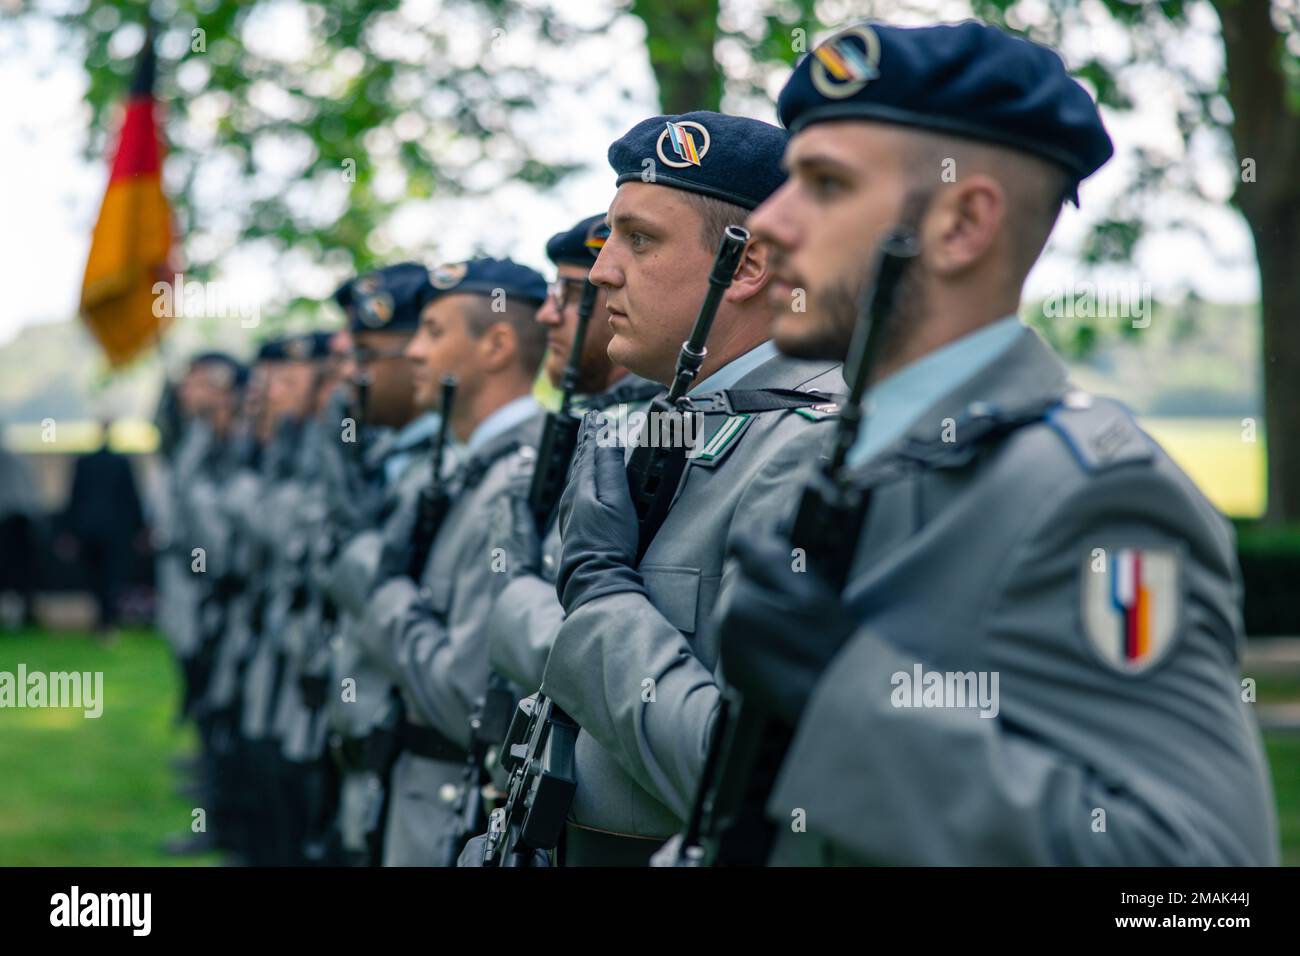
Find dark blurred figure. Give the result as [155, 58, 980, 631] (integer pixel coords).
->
[61, 422, 147, 640]
[0, 440, 44, 630]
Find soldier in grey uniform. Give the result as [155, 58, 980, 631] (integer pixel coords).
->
[487, 213, 660, 694]
[317, 264, 444, 866]
[156, 352, 245, 857]
[710, 20, 1278, 866]
[355, 258, 549, 867]
[538, 112, 845, 865]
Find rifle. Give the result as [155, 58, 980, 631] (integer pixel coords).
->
[479, 225, 751, 868]
[350, 368, 371, 462]
[440, 674, 516, 866]
[681, 228, 919, 867]
[626, 225, 749, 561]
[406, 375, 457, 580]
[526, 278, 599, 532]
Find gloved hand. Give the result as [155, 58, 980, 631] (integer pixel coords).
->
[489, 492, 541, 597]
[374, 493, 420, 584]
[717, 530, 858, 727]
[555, 412, 645, 615]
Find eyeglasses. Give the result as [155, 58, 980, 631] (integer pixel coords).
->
[547, 278, 587, 310]
[352, 344, 409, 365]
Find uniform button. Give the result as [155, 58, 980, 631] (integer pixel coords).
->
[439, 783, 459, 804]
[543, 553, 555, 573]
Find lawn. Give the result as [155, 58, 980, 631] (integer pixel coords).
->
[1141, 417, 1266, 519]
[0, 628, 1296, 865]
[0, 628, 218, 866]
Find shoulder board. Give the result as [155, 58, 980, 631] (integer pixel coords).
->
[1043, 392, 1155, 473]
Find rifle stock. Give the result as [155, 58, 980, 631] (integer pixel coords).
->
[406, 375, 457, 580]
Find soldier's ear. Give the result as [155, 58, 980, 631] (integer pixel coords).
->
[926, 174, 1004, 276]
[724, 236, 772, 304]
[478, 320, 518, 373]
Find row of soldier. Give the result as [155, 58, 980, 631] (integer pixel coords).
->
[153, 20, 1278, 866]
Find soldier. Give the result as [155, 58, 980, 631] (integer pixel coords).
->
[486, 213, 660, 694]
[157, 351, 245, 857]
[355, 258, 549, 867]
[710, 20, 1278, 865]
[318, 263, 443, 866]
[536, 111, 844, 865]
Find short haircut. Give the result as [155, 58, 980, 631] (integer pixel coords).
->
[459, 294, 548, 378]
[681, 191, 751, 254]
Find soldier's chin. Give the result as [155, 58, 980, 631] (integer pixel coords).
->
[607, 333, 652, 383]
[772, 311, 840, 361]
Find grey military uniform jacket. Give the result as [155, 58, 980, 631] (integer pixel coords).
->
[540, 353, 844, 852]
[361, 409, 544, 866]
[488, 373, 661, 692]
[764, 326, 1278, 866]
[156, 421, 221, 659]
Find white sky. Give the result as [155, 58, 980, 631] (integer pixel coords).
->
[0, 0, 1261, 351]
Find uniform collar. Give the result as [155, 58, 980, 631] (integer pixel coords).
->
[850, 320, 1070, 469]
[467, 394, 541, 453]
[688, 340, 780, 396]
[392, 411, 441, 453]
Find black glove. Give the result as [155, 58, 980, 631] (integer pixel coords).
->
[718, 531, 858, 727]
[555, 413, 645, 615]
[375, 494, 420, 584]
[490, 492, 541, 597]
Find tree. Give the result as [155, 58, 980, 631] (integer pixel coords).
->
[38, 0, 603, 314]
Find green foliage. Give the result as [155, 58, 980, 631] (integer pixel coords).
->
[35, 0, 594, 298]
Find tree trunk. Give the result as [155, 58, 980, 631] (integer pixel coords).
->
[1246, 202, 1300, 524]
[630, 0, 723, 115]
[1213, 0, 1300, 523]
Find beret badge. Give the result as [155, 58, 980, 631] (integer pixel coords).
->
[359, 291, 394, 328]
[811, 24, 881, 99]
[584, 219, 610, 257]
[431, 261, 469, 290]
[656, 120, 711, 169]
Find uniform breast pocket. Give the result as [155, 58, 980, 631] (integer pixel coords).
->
[639, 566, 702, 636]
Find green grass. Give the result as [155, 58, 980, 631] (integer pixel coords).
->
[0, 628, 1296, 865]
[0, 628, 218, 866]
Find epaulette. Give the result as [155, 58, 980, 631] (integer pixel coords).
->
[1043, 391, 1155, 473]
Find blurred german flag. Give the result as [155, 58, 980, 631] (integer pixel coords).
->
[79, 28, 176, 368]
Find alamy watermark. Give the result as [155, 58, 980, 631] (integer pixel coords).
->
[1041, 280, 1152, 328]
[152, 272, 260, 328]
[891, 664, 999, 719]
[0, 665, 103, 718]
[595, 405, 705, 457]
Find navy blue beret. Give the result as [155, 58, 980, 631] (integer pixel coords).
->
[189, 351, 240, 373]
[777, 21, 1113, 202]
[189, 351, 244, 388]
[333, 262, 431, 334]
[608, 111, 787, 210]
[278, 331, 332, 362]
[546, 214, 609, 267]
[417, 257, 548, 310]
[255, 337, 290, 363]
